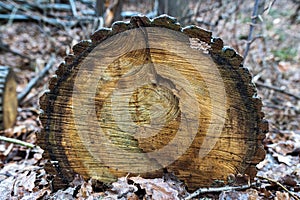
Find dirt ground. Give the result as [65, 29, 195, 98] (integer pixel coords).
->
[0, 0, 299, 199]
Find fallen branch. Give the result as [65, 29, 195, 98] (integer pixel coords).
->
[0, 41, 32, 61]
[17, 55, 56, 104]
[78, 0, 95, 5]
[0, 13, 76, 27]
[0, 13, 99, 27]
[184, 183, 255, 200]
[256, 176, 300, 200]
[69, 0, 78, 17]
[255, 81, 300, 100]
[0, 1, 76, 28]
[34, 3, 72, 11]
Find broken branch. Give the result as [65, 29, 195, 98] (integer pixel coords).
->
[255, 81, 300, 100]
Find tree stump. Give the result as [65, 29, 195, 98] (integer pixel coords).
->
[0, 66, 17, 130]
[38, 15, 268, 191]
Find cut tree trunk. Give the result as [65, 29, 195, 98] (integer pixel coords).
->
[0, 66, 17, 130]
[38, 15, 268, 191]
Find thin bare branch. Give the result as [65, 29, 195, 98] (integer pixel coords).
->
[69, 0, 78, 17]
[255, 81, 300, 100]
[17, 55, 56, 104]
[257, 176, 300, 200]
[243, 0, 261, 63]
[0, 40, 32, 61]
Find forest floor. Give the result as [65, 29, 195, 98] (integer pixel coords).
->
[0, 0, 299, 199]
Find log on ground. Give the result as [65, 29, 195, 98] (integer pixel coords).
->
[0, 66, 17, 130]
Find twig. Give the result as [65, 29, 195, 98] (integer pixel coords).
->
[3, 143, 14, 156]
[0, 41, 32, 61]
[246, 35, 264, 45]
[4, 1, 74, 12]
[0, 135, 35, 148]
[17, 55, 56, 104]
[255, 81, 300, 100]
[0, 0, 99, 27]
[291, 2, 300, 23]
[2, 0, 75, 28]
[7, 4, 18, 26]
[256, 176, 300, 200]
[0, 1, 14, 12]
[264, 0, 276, 14]
[243, 0, 261, 63]
[0, 13, 97, 27]
[69, 0, 78, 17]
[184, 183, 255, 200]
[0, 13, 29, 20]
[78, 0, 95, 5]
[36, 3, 72, 11]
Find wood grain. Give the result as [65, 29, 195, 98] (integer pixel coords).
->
[38, 15, 268, 191]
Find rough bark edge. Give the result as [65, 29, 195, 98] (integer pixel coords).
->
[39, 14, 268, 189]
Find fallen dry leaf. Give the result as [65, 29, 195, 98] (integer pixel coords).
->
[219, 189, 262, 200]
[0, 176, 15, 200]
[274, 191, 290, 200]
[130, 176, 181, 200]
